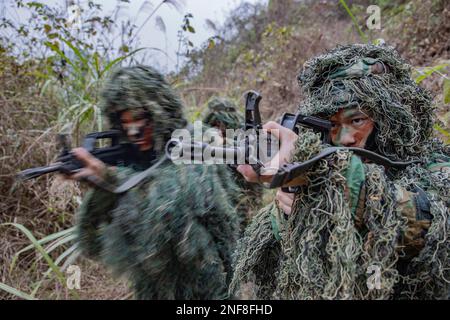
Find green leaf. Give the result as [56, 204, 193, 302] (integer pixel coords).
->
[0, 282, 37, 300]
[444, 79, 450, 104]
[414, 63, 449, 84]
[120, 45, 129, 53]
[32, 244, 79, 297]
[338, 0, 368, 43]
[207, 39, 215, 50]
[1, 223, 79, 299]
[44, 24, 51, 33]
[44, 41, 79, 73]
[60, 38, 89, 71]
[434, 124, 450, 144]
[99, 48, 146, 78]
[27, 2, 44, 9]
[93, 52, 101, 78]
[11, 226, 75, 264]
[48, 33, 58, 39]
[187, 25, 195, 33]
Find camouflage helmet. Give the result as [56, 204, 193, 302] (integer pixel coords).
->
[203, 96, 243, 130]
[100, 65, 187, 155]
[297, 43, 435, 161]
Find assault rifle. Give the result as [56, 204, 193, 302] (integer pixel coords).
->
[17, 131, 140, 181]
[165, 90, 420, 190]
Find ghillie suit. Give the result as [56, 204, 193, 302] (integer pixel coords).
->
[76, 66, 239, 299]
[203, 97, 264, 230]
[230, 44, 449, 299]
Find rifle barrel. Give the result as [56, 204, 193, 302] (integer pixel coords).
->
[17, 163, 63, 181]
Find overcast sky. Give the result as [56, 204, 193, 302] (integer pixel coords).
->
[2, 0, 266, 72]
[109, 0, 267, 72]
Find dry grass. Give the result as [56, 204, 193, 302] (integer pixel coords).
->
[0, 49, 131, 300]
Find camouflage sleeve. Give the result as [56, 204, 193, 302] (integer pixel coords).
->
[346, 156, 434, 259]
[75, 166, 134, 259]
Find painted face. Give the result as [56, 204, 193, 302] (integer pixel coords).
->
[120, 109, 153, 151]
[329, 107, 375, 148]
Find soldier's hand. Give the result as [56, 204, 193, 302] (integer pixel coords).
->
[237, 121, 298, 183]
[64, 147, 106, 182]
[276, 190, 294, 215]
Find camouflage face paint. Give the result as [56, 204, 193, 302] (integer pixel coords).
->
[120, 109, 153, 151]
[330, 108, 375, 148]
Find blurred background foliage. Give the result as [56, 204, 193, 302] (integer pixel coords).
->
[0, 0, 448, 299]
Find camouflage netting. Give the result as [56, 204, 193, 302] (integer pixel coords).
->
[230, 44, 449, 299]
[203, 96, 264, 230]
[76, 66, 240, 299]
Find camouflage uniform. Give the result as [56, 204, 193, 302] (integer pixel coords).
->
[202, 97, 264, 230]
[230, 44, 449, 299]
[76, 66, 239, 299]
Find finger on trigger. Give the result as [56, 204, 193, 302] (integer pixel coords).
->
[277, 190, 294, 206]
[278, 201, 291, 215]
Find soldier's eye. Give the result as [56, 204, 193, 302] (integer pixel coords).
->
[352, 118, 366, 126]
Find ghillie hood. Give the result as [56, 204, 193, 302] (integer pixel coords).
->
[100, 65, 187, 155]
[297, 43, 436, 162]
[202, 96, 243, 130]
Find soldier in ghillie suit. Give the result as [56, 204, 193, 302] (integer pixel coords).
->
[69, 66, 239, 299]
[231, 44, 449, 299]
[202, 96, 264, 229]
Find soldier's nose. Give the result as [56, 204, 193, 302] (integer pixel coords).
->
[128, 125, 139, 138]
[339, 131, 356, 147]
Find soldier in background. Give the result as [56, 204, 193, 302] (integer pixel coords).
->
[203, 96, 264, 230]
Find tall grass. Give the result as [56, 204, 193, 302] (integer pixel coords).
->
[1, 223, 79, 299]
